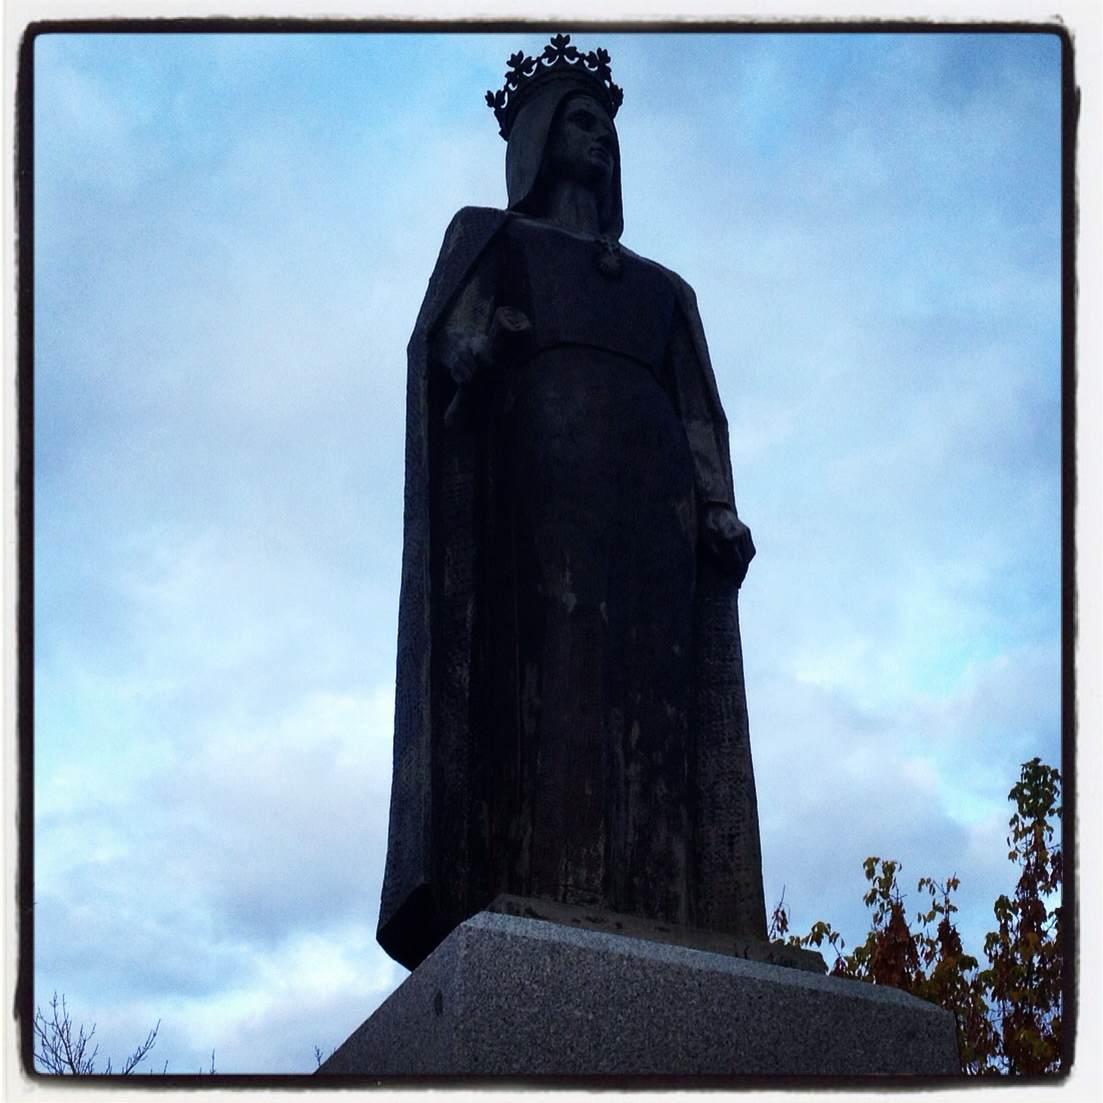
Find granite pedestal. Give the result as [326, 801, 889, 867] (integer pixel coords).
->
[318, 909, 960, 1078]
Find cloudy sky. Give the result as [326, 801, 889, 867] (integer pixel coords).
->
[32, 29, 1063, 1074]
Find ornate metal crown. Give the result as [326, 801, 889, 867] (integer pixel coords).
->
[486, 33, 624, 141]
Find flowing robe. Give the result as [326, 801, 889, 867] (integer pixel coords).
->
[377, 206, 766, 970]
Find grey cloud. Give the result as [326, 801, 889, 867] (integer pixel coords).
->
[35, 685, 399, 1071]
[155, 711, 394, 945]
[753, 641, 1059, 963]
[35, 884, 243, 1003]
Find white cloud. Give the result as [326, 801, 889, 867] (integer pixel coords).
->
[165, 924, 403, 1073]
[35, 681, 400, 1072]
[753, 635, 1059, 966]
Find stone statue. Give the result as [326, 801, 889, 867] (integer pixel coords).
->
[377, 35, 766, 971]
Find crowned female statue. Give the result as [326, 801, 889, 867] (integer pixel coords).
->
[378, 35, 767, 970]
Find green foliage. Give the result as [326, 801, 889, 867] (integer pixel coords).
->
[978, 757, 1063, 1074]
[774, 758, 1063, 1075]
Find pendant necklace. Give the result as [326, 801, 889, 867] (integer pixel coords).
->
[594, 234, 623, 279]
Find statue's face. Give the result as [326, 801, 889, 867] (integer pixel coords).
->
[544, 93, 616, 192]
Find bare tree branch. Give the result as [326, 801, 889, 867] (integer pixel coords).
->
[119, 1020, 160, 1074]
[34, 994, 161, 1076]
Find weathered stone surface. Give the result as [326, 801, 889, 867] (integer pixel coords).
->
[486, 893, 827, 973]
[319, 911, 960, 1077]
[379, 35, 767, 971]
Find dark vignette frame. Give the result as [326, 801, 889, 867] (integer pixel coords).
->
[13, 15, 1079, 1090]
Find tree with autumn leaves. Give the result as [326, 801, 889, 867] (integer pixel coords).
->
[771, 757, 1064, 1075]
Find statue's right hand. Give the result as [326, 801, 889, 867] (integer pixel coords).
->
[442, 308, 531, 388]
[491, 306, 532, 338]
[487, 307, 533, 363]
[442, 331, 492, 386]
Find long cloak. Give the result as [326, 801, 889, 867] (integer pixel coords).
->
[377, 204, 767, 970]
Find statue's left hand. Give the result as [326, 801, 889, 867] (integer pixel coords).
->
[702, 505, 755, 587]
